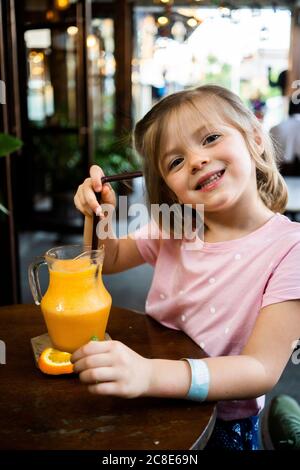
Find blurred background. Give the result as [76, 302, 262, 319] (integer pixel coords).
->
[0, 0, 299, 308]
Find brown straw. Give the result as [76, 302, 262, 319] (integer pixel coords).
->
[91, 170, 143, 250]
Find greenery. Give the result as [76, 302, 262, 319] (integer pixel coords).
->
[204, 54, 232, 90]
[31, 133, 82, 193]
[94, 132, 141, 191]
[0, 133, 22, 158]
[30, 131, 140, 195]
[0, 129, 140, 215]
[0, 133, 23, 215]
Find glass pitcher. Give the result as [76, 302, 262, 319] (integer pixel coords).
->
[28, 245, 112, 353]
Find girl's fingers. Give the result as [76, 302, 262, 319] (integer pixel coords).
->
[74, 166, 117, 218]
[73, 352, 111, 373]
[101, 183, 116, 207]
[90, 165, 105, 192]
[71, 340, 113, 363]
[82, 177, 115, 213]
[88, 382, 120, 396]
[75, 187, 93, 216]
[74, 188, 89, 217]
[84, 187, 101, 214]
[78, 366, 117, 385]
[81, 178, 102, 214]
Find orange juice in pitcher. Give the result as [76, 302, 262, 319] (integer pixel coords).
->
[28, 246, 112, 353]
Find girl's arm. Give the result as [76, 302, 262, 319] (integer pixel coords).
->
[75, 165, 145, 274]
[83, 215, 145, 274]
[204, 299, 300, 401]
[72, 300, 300, 400]
[149, 299, 300, 400]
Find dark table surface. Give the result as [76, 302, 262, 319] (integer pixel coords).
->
[0, 304, 216, 450]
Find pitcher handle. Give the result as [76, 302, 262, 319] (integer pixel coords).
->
[28, 257, 47, 305]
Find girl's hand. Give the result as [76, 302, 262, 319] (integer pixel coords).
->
[71, 340, 153, 398]
[74, 164, 116, 217]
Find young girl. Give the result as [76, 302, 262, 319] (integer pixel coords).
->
[72, 85, 300, 449]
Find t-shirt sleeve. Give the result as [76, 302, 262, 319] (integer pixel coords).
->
[130, 221, 161, 267]
[261, 241, 300, 308]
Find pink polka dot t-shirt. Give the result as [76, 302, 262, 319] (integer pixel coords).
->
[132, 213, 300, 420]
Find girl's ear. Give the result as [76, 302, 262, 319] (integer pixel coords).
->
[253, 130, 264, 155]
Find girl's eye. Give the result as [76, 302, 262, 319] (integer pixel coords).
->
[203, 134, 220, 145]
[168, 157, 183, 170]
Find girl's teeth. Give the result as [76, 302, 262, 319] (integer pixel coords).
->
[198, 171, 223, 189]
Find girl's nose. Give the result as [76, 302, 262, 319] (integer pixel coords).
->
[188, 152, 210, 175]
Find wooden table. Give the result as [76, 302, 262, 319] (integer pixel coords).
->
[0, 304, 216, 450]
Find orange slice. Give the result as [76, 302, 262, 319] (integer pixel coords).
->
[38, 347, 74, 375]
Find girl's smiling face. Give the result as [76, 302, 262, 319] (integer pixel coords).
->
[160, 119, 260, 213]
[135, 85, 285, 221]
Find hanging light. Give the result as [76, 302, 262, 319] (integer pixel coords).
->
[31, 52, 44, 64]
[55, 0, 70, 10]
[157, 16, 169, 26]
[187, 18, 198, 28]
[153, 0, 174, 4]
[86, 34, 97, 48]
[67, 26, 78, 36]
[46, 9, 57, 21]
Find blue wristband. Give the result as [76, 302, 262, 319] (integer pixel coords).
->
[182, 358, 210, 402]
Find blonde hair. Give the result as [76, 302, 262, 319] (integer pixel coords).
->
[134, 84, 288, 214]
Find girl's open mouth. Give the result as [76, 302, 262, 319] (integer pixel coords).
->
[195, 169, 225, 192]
